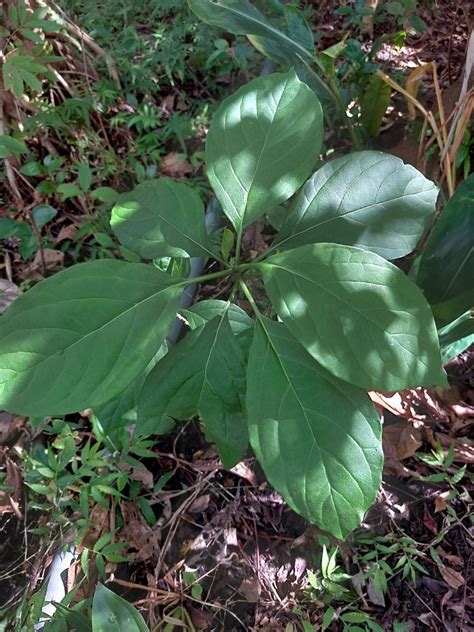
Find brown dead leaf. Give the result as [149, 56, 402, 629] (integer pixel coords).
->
[383, 420, 423, 477]
[80, 503, 109, 549]
[19, 248, 64, 282]
[188, 493, 211, 514]
[0, 278, 21, 313]
[55, 224, 77, 244]
[0, 452, 23, 518]
[438, 565, 465, 590]
[0, 412, 25, 445]
[160, 152, 193, 177]
[384, 421, 423, 460]
[119, 461, 153, 489]
[238, 576, 261, 602]
[436, 546, 464, 567]
[423, 503, 438, 535]
[434, 491, 451, 513]
[120, 501, 160, 563]
[230, 461, 257, 485]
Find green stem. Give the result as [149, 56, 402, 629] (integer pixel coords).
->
[180, 268, 231, 287]
[234, 225, 244, 267]
[327, 76, 360, 149]
[239, 277, 261, 318]
[180, 261, 260, 288]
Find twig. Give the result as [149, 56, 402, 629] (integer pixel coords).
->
[46, 1, 121, 89]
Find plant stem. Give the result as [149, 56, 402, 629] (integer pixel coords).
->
[239, 278, 261, 317]
[180, 261, 260, 288]
[234, 225, 243, 267]
[180, 267, 231, 287]
[327, 76, 361, 148]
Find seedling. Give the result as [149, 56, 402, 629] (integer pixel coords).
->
[0, 70, 446, 539]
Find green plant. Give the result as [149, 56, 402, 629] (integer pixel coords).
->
[0, 1, 61, 100]
[357, 532, 429, 587]
[415, 173, 474, 360]
[187, 0, 406, 144]
[31, 582, 148, 631]
[0, 70, 449, 539]
[24, 415, 164, 566]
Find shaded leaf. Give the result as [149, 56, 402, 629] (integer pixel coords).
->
[78, 162, 93, 192]
[261, 243, 447, 391]
[246, 318, 382, 539]
[111, 178, 214, 259]
[438, 310, 474, 364]
[417, 174, 474, 324]
[92, 584, 149, 632]
[32, 204, 57, 228]
[0, 260, 183, 416]
[139, 314, 248, 467]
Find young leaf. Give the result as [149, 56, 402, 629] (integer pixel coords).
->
[183, 299, 253, 336]
[416, 173, 474, 324]
[92, 584, 149, 632]
[32, 204, 57, 228]
[0, 134, 28, 158]
[0, 261, 183, 416]
[246, 318, 383, 539]
[111, 178, 214, 259]
[78, 162, 93, 192]
[139, 314, 248, 467]
[261, 243, 447, 391]
[205, 70, 322, 231]
[438, 310, 474, 364]
[91, 187, 119, 203]
[276, 151, 438, 260]
[360, 76, 392, 138]
[56, 182, 82, 199]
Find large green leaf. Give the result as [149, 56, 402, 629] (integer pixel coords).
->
[205, 70, 323, 231]
[246, 318, 382, 539]
[417, 174, 474, 324]
[94, 342, 169, 432]
[261, 243, 447, 391]
[139, 314, 248, 467]
[92, 584, 149, 632]
[276, 151, 438, 260]
[438, 310, 474, 364]
[110, 178, 214, 259]
[188, 0, 313, 65]
[0, 261, 183, 416]
[188, 0, 335, 108]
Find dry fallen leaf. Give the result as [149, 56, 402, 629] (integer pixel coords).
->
[188, 493, 211, 514]
[238, 576, 261, 602]
[438, 565, 466, 590]
[160, 152, 193, 177]
[436, 546, 464, 567]
[434, 490, 451, 513]
[0, 412, 25, 445]
[55, 223, 77, 244]
[19, 248, 64, 281]
[384, 421, 423, 460]
[0, 278, 22, 313]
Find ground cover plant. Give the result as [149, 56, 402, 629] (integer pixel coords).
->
[0, 67, 451, 540]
